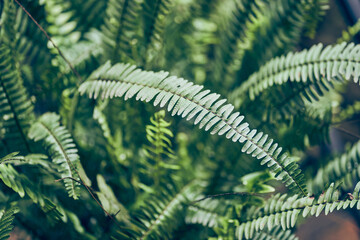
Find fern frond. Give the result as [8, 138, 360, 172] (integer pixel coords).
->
[0, 205, 19, 240]
[124, 179, 203, 239]
[142, 0, 173, 64]
[236, 182, 360, 239]
[309, 140, 360, 193]
[28, 113, 80, 200]
[79, 62, 307, 196]
[237, 0, 329, 75]
[0, 1, 35, 154]
[102, 0, 140, 62]
[232, 42, 360, 108]
[212, 0, 266, 83]
[144, 110, 176, 167]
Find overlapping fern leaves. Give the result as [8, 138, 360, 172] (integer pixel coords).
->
[231, 42, 360, 110]
[212, 0, 266, 82]
[236, 182, 360, 239]
[79, 62, 307, 196]
[102, 0, 140, 63]
[309, 140, 360, 193]
[141, 0, 173, 65]
[28, 113, 80, 200]
[119, 179, 203, 239]
[238, 0, 329, 70]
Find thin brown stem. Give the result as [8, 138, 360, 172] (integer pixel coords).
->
[14, 0, 82, 84]
[333, 126, 360, 139]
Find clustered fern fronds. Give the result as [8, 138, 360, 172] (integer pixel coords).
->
[231, 42, 360, 109]
[120, 179, 204, 239]
[1, 0, 360, 239]
[310, 140, 360, 193]
[236, 182, 360, 239]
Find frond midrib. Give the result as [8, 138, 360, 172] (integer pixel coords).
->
[38, 122, 78, 196]
[243, 49, 360, 95]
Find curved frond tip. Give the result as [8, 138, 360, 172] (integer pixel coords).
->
[235, 42, 360, 103]
[79, 62, 307, 196]
[28, 113, 80, 200]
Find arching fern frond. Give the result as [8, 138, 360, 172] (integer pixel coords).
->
[142, 0, 173, 65]
[309, 140, 360, 194]
[28, 113, 80, 200]
[79, 62, 307, 196]
[235, 182, 360, 239]
[0, 0, 35, 154]
[0, 205, 19, 240]
[102, 0, 140, 62]
[232, 42, 360, 108]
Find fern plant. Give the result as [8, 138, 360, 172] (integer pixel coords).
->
[0, 0, 360, 239]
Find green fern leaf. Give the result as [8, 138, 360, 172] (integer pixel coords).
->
[231, 42, 360, 109]
[0, 1, 35, 154]
[237, 0, 329, 77]
[102, 0, 140, 62]
[79, 62, 307, 196]
[142, 0, 173, 64]
[236, 182, 360, 239]
[28, 113, 81, 200]
[310, 140, 360, 193]
[0, 205, 19, 240]
[212, 0, 267, 83]
[0, 160, 64, 223]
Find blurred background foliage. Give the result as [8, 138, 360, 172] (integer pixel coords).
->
[0, 0, 359, 239]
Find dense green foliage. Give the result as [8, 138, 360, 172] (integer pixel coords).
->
[0, 0, 359, 239]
